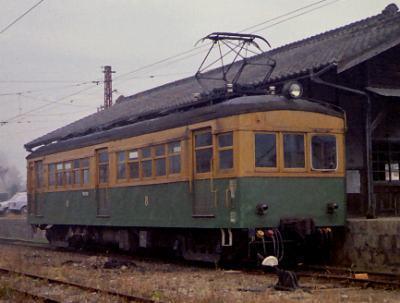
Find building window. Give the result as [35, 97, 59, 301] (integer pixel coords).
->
[117, 151, 126, 180]
[195, 130, 213, 173]
[218, 132, 233, 170]
[373, 141, 400, 182]
[154, 145, 166, 176]
[168, 141, 181, 174]
[311, 135, 337, 170]
[98, 150, 109, 184]
[255, 133, 276, 168]
[141, 147, 152, 178]
[128, 150, 139, 179]
[48, 163, 56, 187]
[283, 134, 305, 168]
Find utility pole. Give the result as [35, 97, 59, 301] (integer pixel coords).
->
[103, 65, 115, 110]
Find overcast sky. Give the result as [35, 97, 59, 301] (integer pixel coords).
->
[0, 0, 399, 177]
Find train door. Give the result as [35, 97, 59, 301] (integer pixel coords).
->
[192, 128, 216, 217]
[29, 160, 44, 216]
[95, 148, 110, 216]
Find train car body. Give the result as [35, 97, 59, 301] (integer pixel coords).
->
[27, 94, 346, 263]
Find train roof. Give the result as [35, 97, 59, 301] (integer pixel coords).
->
[27, 95, 344, 158]
[25, 4, 400, 152]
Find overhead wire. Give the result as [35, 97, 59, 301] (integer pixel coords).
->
[0, 81, 96, 97]
[0, 0, 45, 35]
[0, 85, 98, 126]
[252, 0, 342, 34]
[241, 0, 335, 33]
[1, 0, 342, 126]
[114, 0, 338, 83]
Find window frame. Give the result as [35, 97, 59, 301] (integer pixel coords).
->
[217, 132, 234, 173]
[34, 160, 44, 189]
[55, 162, 64, 188]
[310, 134, 338, 172]
[126, 149, 140, 181]
[97, 149, 109, 185]
[194, 129, 214, 175]
[154, 144, 167, 178]
[140, 146, 153, 179]
[48, 163, 56, 188]
[116, 151, 127, 181]
[282, 132, 307, 172]
[254, 132, 279, 172]
[167, 141, 182, 176]
[64, 161, 73, 187]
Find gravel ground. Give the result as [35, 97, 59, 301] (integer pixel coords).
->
[0, 244, 399, 302]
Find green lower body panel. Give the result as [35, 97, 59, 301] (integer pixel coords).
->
[29, 177, 345, 228]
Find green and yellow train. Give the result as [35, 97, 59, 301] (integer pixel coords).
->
[27, 86, 346, 263]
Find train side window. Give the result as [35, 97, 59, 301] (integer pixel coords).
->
[73, 159, 81, 185]
[48, 163, 56, 187]
[255, 133, 276, 168]
[117, 151, 126, 179]
[168, 141, 181, 174]
[141, 147, 152, 178]
[82, 158, 90, 184]
[311, 135, 337, 170]
[195, 131, 213, 173]
[128, 150, 139, 179]
[56, 162, 64, 187]
[64, 161, 73, 186]
[218, 132, 233, 170]
[34, 161, 43, 188]
[155, 145, 166, 176]
[283, 134, 305, 168]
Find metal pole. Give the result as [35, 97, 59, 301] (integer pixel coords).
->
[103, 66, 115, 109]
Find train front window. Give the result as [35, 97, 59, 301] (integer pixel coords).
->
[283, 134, 305, 168]
[195, 130, 213, 173]
[255, 133, 276, 168]
[311, 135, 337, 170]
[218, 132, 233, 170]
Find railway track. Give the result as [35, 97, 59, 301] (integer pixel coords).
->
[297, 268, 400, 289]
[0, 236, 399, 299]
[0, 265, 162, 303]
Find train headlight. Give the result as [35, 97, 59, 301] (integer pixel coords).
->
[282, 81, 303, 99]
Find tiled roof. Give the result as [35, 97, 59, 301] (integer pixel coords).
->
[25, 4, 400, 151]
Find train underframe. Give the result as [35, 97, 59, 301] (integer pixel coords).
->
[38, 218, 339, 266]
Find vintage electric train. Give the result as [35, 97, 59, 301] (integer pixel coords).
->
[26, 83, 346, 264]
